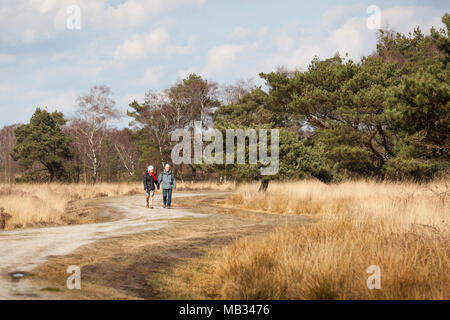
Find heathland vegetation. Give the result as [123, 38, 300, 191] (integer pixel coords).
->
[155, 180, 449, 300]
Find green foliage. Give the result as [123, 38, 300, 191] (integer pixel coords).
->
[214, 88, 280, 128]
[12, 108, 72, 181]
[383, 66, 449, 179]
[212, 88, 335, 184]
[252, 14, 450, 181]
[127, 100, 161, 165]
[262, 54, 398, 178]
[383, 157, 436, 181]
[380, 14, 450, 180]
[431, 13, 450, 66]
[386, 68, 449, 158]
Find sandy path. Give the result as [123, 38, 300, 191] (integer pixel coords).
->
[0, 193, 207, 299]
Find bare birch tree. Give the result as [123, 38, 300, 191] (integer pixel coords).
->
[72, 85, 120, 184]
[142, 91, 173, 168]
[110, 129, 138, 177]
[221, 78, 254, 105]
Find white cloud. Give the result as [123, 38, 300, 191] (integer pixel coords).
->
[167, 35, 197, 55]
[176, 67, 197, 80]
[113, 26, 195, 62]
[199, 4, 446, 81]
[321, 3, 364, 31]
[113, 27, 170, 61]
[116, 91, 145, 112]
[381, 6, 445, 33]
[0, 0, 207, 44]
[264, 4, 446, 71]
[140, 65, 165, 85]
[119, 92, 145, 105]
[24, 89, 78, 115]
[328, 17, 376, 60]
[203, 44, 245, 76]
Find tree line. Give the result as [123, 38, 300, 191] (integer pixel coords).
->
[1, 14, 448, 185]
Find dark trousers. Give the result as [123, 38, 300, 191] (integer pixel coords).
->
[163, 188, 172, 207]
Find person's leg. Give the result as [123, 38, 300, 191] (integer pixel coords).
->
[145, 191, 150, 208]
[162, 189, 167, 207]
[167, 188, 172, 208]
[149, 190, 154, 208]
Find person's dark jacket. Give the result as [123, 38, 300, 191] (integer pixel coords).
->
[143, 171, 160, 191]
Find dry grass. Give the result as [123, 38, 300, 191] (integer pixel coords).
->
[161, 180, 449, 300]
[0, 180, 236, 230]
[0, 183, 142, 230]
[176, 180, 236, 192]
[3, 179, 448, 299]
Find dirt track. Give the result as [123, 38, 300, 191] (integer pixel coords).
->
[0, 192, 311, 299]
[0, 193, 208, 299]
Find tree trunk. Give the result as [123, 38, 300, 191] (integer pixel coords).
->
[258, 179, 270, 192]
[92, 166, 97, 184]
[190, 164, 197, 181]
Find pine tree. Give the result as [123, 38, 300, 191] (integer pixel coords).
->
[12, 108, 72, 181]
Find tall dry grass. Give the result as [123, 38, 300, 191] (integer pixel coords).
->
[179, 180, 449, 299]
[0, 180, 235, 230]
[176, 180, 236, 192]
[0, 183, 142, 230]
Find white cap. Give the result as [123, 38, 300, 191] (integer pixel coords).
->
[148, 165, 154, 171]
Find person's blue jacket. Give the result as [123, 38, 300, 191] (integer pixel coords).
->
[158, 171, 176, 190]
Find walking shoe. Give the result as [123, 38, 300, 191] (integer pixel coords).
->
[163, 204, 166, 208]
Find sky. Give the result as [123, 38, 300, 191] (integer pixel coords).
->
[0, 0, 448, 127]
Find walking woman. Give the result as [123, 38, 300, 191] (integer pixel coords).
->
[158, 164, 176, 209]
[143, 165, 159, 208]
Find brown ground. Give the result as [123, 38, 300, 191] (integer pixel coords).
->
[31, 193, 313, 299]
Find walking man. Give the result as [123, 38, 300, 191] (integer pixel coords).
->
[143, 165, 159, 208]
[158, 164, 176, 209]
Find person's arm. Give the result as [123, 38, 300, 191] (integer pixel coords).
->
[172, 174, 176, 189]
[156, 175, 160, 190]
[143, 174, 147, 190]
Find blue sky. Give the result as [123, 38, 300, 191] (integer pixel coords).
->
[0, 0, 448, 127]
